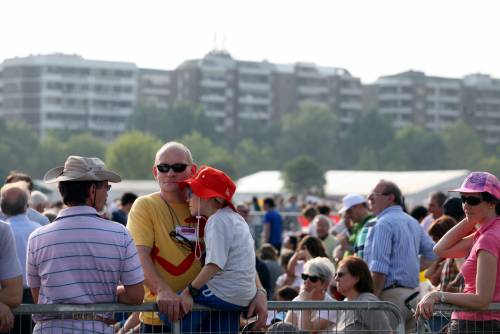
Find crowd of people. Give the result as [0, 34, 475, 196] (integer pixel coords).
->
[0, 140, 499, 334]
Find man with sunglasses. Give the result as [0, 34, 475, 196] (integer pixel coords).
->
[363, 179, 436, 333]
[127, 142, 268, 333]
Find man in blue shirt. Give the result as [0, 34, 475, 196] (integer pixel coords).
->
[262, 198, 283, 253]
[364, 180, 436, 333]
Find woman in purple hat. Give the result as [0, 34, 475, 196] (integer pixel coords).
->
[415, 171, 500, 333]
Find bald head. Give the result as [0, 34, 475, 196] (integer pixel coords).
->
[1, 183, 29, 216]
[155, 141, 193, 165]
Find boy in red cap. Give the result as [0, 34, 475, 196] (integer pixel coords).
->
[161, 165, 258, 332]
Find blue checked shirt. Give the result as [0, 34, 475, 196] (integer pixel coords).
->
[363, 205, 437, 289]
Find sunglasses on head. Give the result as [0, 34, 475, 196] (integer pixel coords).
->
[461, 195, 483, 206]
[301, 273, 321, 283]
[156, 163, 188, 173]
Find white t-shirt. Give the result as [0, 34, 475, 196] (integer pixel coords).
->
[205, 207, 257, 306]
[287, 292, 337, 327]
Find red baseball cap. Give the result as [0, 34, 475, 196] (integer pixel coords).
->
[180, 165, 236, 211]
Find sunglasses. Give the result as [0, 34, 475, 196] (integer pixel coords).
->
[461, 195, 483, 206]
[169, 231, 193, 252]
[156, 163, 189, 173]
[301, 273, 321, 283]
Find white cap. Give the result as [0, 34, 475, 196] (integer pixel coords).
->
[339, 194, 366, 214]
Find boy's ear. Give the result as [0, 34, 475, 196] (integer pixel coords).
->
[191, 165, 197, 174]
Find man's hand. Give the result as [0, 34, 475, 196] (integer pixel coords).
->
[246, 290, 268, 330]
[156, 288, 184, 321]
[179, 289, 193, 315]
[0, 302, 14, 332]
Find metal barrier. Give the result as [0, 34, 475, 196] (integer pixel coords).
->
[9, 300, 404, 334]
[415, 303, 500, 334]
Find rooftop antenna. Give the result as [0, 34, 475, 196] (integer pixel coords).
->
[213, 33, 218, 51]
[222, 34, 227, 51]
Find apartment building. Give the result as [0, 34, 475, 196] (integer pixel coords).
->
[136, 68, 174, 110]
[463, 74, 500, 145]
[0, 54, 136, 140]
[376, 71, 462, 130]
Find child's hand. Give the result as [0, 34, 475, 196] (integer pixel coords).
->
[180, 289, 194, 315]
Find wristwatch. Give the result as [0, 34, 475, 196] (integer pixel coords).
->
[188, 283, 201, 297]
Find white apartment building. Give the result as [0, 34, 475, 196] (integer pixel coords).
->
[376, 71, 462, 130]
[136, 68, 173, 110]
[0, 54, 137, 140]
[463, 74, 500, 145]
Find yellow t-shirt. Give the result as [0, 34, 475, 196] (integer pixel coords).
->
[127, 192, 202, 325]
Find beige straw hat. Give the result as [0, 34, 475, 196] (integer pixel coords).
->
[44, 156, 121, 183]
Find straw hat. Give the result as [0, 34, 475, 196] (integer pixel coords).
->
[44, 156, 121, 183]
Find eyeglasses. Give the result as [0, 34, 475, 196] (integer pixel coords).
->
[369, 192, 388, 198]
[156, 163, 189, 173]
[169, 231, 193, 252]
[301, 273, 321, 283]
[461, 195, 483, 206]
[335, 272, 346, 278]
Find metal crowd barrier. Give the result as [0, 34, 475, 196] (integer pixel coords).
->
[415, 303, 500, 334]
[9, 300, 404, 334]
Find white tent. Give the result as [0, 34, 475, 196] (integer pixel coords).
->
[236, 170, 469, 208]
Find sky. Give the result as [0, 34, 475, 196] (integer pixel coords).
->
[1, 0, 499, 83]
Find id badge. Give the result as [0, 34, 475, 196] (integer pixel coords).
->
[175, 226, 197, 242]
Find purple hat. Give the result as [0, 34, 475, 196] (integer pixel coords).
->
[450, 172, 500, 199]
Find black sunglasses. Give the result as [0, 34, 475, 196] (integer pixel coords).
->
[461, 195, 482, 206]
[156, 163, 189, 173]
[169, 231, 193, 252]
[301, 273, 321, 283]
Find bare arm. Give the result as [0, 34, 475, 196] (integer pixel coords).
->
[416, 250, 497, 319]
[247, 272, 268, 330]
[190, 263, 220, 289]
[434, 218, 476, 258]
[424, 260, 444, 287]
[117, 283, 145, 305]
[262, 224, 270, 245]
[371, 272, 386, 298]
[136, 245, 183, 320]
[30, 288, 39, 304]
[0, 276, 22, 307]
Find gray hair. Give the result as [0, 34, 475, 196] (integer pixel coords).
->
[155, 141, 193, 164]
[312, 214, 332, 229]
[31, 190, 48, 207]
[303, 257, 336, 282]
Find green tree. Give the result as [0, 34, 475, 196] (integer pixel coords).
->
[277, 103, 340, 169]
[128, 101, 217, 143]
[31, 135, 67, 178]
[106, 131, 162, 179]
[440, 120, 484, 170]
[382, 126, 446, 170]
[339, 111, 395, 169]
[283, 155, 326, 195]
[233, 139, 275, 177]
[64, 133, 106, 159]
[180, 131, 235, 175]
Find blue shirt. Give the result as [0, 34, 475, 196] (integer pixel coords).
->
[6, 214, 41, 286]
[363, 205, 436, 289]
[263, 209, 283, 247]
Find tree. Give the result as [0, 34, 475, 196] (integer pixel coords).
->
[339, 111, 395, 169]
[179, 131, 235, 175]
[233, 139, 276, 177]
[382, 126, 446, 170]
[277, 103, 340, 169]
[128, 101, 218, 143]
[440, 120, 484, 170]
[283, 155, 326, 195]
[106, 131, 162, 179]
[31, 135, 67, 179]
[64, 133, 106, 159]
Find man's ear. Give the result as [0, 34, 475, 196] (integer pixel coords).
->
[152, 165, 158, 180]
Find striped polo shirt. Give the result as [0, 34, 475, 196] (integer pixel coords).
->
[27, 206, 144, 333]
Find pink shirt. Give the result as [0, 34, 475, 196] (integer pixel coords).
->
[453, 216, 500, 321]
